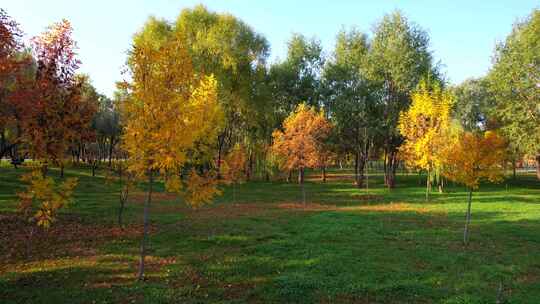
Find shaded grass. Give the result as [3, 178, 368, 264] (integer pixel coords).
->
[0, 164, 539, 303]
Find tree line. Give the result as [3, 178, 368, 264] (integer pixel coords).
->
[1, 6, 538, 278]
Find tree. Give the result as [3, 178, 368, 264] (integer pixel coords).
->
[487, 9, 540, 179]
[398, 79, 454, 200]
[222, 143, 248, 203]
[441, 131, 506, 245]
[272, 104, 332, 205]
[174, 5, 270, 178]
[18, 170, 78, 229]
[68, 74, 99, 170]
[123, 17, 223, 280]
[270, 33, 324, 120]
[15, 19, 87, 238]
[27, 19, 93, 177]
[322, 28, 380, 187]
[367, 11, 440, 188]
[17, 169, 78, 256]
[92, 92, 122, 167]
[0, 9, 35, 162]
[452, 78, 491, 132]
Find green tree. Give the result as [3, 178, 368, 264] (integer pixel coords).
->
[269, 33, 325, 121]
[322, 28, 380, 187]
[367, 11, 440, 188]
[487, 9, 540, 179]
[452, 78, 491, 132]
[174, 5, 270, 177]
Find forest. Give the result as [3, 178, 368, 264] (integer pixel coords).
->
[1, 4, 539, 303]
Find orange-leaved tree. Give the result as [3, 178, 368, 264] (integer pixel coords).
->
[16, 20, 87, 234]
[398, 79, 454, 201]
[272, 103, 332, 205]
[222, 143, 248, 203]
[122, 19, 223, 281]
[27, 19, 93, 177]
[0, 9, 35, 161]
[441, 131, 506, 245]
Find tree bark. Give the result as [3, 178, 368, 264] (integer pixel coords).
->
[91, 161, 97, 177]
[384, 151, 397, 189]
[118, 180, 129, 228]
[246, 151, 253, 181]
[298, 167, 305, 206]
[425, 169, 430, 202]
[512, 158, 517, 180]
[108, 136, 115, 168]
[536, 154, 540, 180]
[463, 188, 473, 245]
[287, 170, 292, 183]
[41, 163, 48, 178]
[138, 171, 153, 281]
[354, 152, 359, 186]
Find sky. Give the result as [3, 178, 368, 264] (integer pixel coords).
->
[3, 0, 538, 97]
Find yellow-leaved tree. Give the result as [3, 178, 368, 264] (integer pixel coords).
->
[122, 19, 223, 281]
[441, 131, 506, 245]
[272, 103, 332, 205]
[398, 79, 454, 201]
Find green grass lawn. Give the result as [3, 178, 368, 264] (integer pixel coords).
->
[1, 164, 539, 303]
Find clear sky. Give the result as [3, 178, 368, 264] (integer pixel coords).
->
[3, 0, 538, 97]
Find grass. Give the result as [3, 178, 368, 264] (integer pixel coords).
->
[0, 163, 539, 303]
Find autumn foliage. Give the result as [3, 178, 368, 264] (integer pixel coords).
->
[17, 170, 78, 228]
[441, 130, 506, 244]
[272, 103, 332, 203]
[398, 80, 454, 199]
[122, 21, 224, 280]
[272, 104, 332, 178]
[441, 131, 506, 190]
[27, 19, 93, 168]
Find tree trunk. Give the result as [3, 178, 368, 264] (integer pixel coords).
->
[536, 154, 540, 180]
[108, 136, 114, 168]
[321, 167, 326, 183]
[365, 160, 369, 193]
[138, 171, 153, 281]
[354, 152, 359, 186]
[60, 163, 65, 178]
[383, 151, 388, 185]
[425, 169, 430, 202]
[26, 226, 35, 258]
[41, 163, 48, 178]
[118, 166, 126, 227]
[91, 161, 97, 177]
[246, 152, 253, 181]
[287, 170, 292, 183]
[384, 151, 397, 189]
[118, 184, 129, 228]
[298, 168, 305, 206]
[216, 133, 226, 179]
[463, 188, 473, 245]
[512, 158, 517, 180]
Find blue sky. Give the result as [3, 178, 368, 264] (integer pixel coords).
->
[3, 0, 538, 97]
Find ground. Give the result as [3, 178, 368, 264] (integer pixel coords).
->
[1, 164, 539, 303]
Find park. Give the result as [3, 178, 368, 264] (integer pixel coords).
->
[1, 2, 539, 303]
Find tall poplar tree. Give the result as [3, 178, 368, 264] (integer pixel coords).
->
[367, 11, 439, 188]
